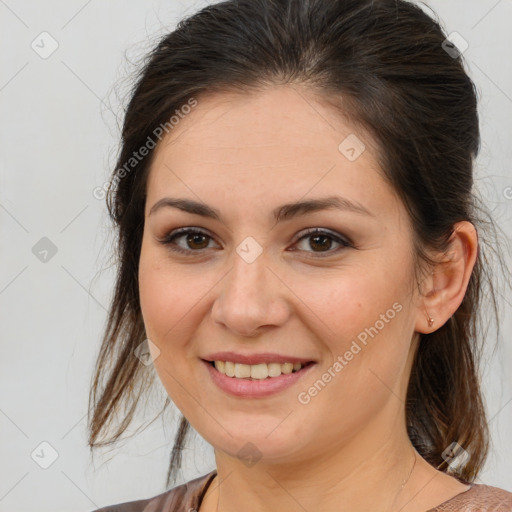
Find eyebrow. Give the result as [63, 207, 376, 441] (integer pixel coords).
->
[149, 195, 374, 222]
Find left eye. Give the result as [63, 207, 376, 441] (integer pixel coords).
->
[292, 228, 352, 256]
[158, 227, 352, 256]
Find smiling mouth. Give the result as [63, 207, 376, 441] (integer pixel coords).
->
[207, 360, 315, 380]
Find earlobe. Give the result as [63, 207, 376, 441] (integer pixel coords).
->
[425, 309, 434, 328]
[415, 221, 478, 334]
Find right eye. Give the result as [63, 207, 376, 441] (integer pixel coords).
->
[157, 227, 219, 255]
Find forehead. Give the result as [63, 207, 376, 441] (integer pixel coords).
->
[146, 85, 402, 220]
[153, 85, 374, 164]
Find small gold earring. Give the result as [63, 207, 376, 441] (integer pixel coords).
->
[426, 313, 434, 327]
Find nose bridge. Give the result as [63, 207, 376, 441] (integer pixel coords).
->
[226, 241, 270, 307]
[212, 238, 289, 335]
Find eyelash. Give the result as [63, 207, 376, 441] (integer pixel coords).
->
[157, 227, 354, 258]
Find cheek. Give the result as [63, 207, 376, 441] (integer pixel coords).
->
[137, 248, 217, 389]
[138, 248, 198, 343]
[290, 263, 414, 396]
[295, 270, 413, 408]
[291, 269, 400, 343]
[139, 257, 168, 337]
[138, 251, 203, 411]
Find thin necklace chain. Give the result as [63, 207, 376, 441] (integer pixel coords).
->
[389, 450, 418, 512]
[214, 450, 418, 512]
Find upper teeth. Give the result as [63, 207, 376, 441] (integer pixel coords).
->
[214, 361, 303, 379]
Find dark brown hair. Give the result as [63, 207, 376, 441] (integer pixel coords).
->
[88, 0, 510, 488]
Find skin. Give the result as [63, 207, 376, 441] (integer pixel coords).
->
[138, 84, 478, 512]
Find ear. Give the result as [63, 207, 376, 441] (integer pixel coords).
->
[415, 221, 478, 334]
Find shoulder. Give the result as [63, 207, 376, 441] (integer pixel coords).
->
[430, 483, 512, 511]
[89, 471, 217, 512]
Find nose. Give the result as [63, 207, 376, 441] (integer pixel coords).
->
[211, 246, 291, 338]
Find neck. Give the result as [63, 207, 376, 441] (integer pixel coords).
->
[203, 409, 422, 512]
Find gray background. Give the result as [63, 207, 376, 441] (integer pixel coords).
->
[0, 1, 511, 510]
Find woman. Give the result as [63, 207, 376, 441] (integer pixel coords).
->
[88, 0, 512, 510]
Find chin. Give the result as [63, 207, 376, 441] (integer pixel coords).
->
[202, 422, 310, 465]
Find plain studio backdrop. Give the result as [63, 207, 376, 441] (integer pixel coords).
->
[0, 1, 511, 510]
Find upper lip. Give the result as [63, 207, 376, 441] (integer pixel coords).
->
[202, 352, 316, 365]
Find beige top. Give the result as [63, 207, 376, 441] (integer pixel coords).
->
[91, 470, 512, 511]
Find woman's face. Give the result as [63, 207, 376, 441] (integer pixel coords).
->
[138, 85, 424, 465]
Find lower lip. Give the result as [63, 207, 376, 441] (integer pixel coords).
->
[201, 359, 316, 398]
